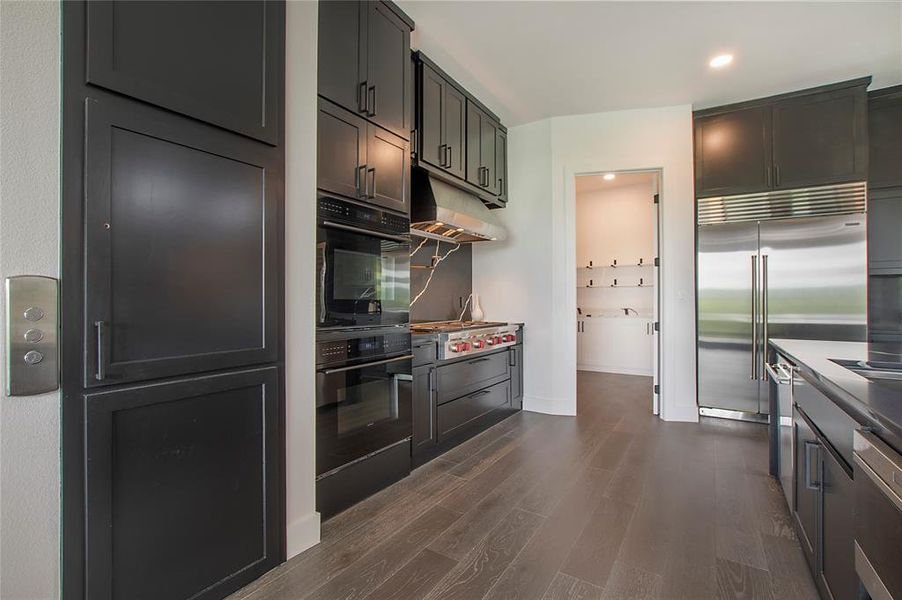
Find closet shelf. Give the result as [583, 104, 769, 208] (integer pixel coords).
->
[578, 263, 653, 270]
[581, 284, 655, 289]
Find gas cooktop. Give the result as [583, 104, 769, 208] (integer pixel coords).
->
[411, 321, 519, 359]
[410, 320, 508, 333]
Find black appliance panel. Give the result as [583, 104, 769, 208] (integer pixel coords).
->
[316, 330, 412, 476]
[317, 197, 410, 329]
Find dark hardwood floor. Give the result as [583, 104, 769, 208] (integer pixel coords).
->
[229, 372, 819, 600]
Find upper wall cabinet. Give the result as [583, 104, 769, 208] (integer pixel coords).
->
[413, 52, 508, 208]
[868, 86, 902, 190]
[694, 78, 870, 198]
[86, 1, 283, 145]
[318, 1, 414, 141]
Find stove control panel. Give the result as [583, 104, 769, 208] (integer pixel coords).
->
[440, 326, 519, 360]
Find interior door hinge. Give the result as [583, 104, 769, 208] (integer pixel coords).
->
[653, 193, 659, 204]
[654, 321, 660, 332]
[654, 257, 659, 267]
[654, 384, 659, 395]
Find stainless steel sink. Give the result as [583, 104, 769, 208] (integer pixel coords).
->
[831, 358, 902, 382]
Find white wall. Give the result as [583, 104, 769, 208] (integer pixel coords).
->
[284, 0, 321, 558]
[576, 181, 655, 315]
[475, 105, 699, 422]
[0, 2, 62, 598]
[0, 4, 321, 597]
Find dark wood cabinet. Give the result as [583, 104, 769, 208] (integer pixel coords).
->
[772, 86, 868, 189]
[694, 106, 772, 197]
[793, 399, 858, 600]
[317, 98, 409, 213]
[868, 86, 902, 189]
[793, 407, 820, 571]
[85, 0, 283, 144]
[417, 62, 466, 180]
[495, 129, 508, 204]
[466, 100, 500, 193]
[412, 364, 436, 454]
[412, 52, 508, 208]
[317, 1, 413, 140]
[510, 344, 522, 409]
[694, 78, 870, 198]
[820, 445, 857, 600]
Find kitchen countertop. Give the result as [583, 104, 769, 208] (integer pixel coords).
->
[770, 338, 902, 454]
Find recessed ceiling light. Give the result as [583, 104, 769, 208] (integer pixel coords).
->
[709, 54, 733, 69]
[603, 173, 616, 181]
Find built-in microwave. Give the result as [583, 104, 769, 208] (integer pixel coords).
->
[316, 196, 410, 329]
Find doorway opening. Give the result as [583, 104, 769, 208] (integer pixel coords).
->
[574, 170, 662, 414]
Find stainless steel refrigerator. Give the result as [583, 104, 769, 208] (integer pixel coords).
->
[697, 182, 868, 420]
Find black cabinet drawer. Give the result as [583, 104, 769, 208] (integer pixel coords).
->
[794, 372, 858, 470]
[436, 350, 509, 405]
[437, 380, 510, 441]
[412, 339, 436, 367]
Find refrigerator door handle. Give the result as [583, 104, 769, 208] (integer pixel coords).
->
[761, 254, 769, 381]
[751, 254, 758, 380]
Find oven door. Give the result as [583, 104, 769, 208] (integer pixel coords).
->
[316, 353, 413, 476]
[853, 429, 902, 600]
[316, 221, 410, 329]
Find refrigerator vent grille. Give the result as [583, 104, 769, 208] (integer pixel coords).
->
[697, 182, 867, 225]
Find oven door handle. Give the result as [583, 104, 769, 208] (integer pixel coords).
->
[321, 220, 410, 243]
[321, 354, 414, 375]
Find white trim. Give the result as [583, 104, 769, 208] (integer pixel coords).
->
[285, 511, 321, 560]
[523, 394, 576, 417]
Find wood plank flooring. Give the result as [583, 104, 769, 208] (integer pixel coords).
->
[229, 372, 819, 600]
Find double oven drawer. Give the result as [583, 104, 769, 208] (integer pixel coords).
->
[853, 430, 902, 600]
[437, 380, 511, 441]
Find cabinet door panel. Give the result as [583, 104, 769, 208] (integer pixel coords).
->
[419, 64, 445, 170]
[318, 0, 366, 118]
[318, 99, 367, 201]
[85, 367, 280, 600]
[495, 128, 508, 202]
[412, 365, 436, 452]
[444, 84, 467, 180]
[868, 90, 902, 189]
[86, 0, 281, 144]
[84, 97, 277, 387]
[773, 88, 867, 189]
[481, 117, 498, 194]
[367, 124, 410, 214]
[820, 448, 856, 600]
[367, 1, 411, 139]
[793, 408, 820, 572]
[466, 102, 484, 187]
[694, 107, 772, 197]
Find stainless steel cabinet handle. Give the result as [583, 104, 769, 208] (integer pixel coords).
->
[321, 353, 413, 375]
[94, 320, 106, 381]
[446, 145, 452, 168]
[498, 178, 503, 195]
[439, 144, 446, 166]
[367, 85, 377, 117]
[356, 165, 366, 198]
[367, 167, 376, 199]
[751, 255, 758, 380]
[358, 81, 368, 113]
[761, 254, 769, 381]
[805, 441, 821, 490]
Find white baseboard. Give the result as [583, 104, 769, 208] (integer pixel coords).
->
[660, 404, 699, 423]
[522, 394, 576, 416]
[286, 510, 321, 559]
[577, 364, 653, 377]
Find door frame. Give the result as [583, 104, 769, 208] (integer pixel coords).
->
[567, 168, 664, 415]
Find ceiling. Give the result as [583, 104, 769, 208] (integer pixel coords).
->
[576, 171, 655, 193]
[398, 1, 902, 127]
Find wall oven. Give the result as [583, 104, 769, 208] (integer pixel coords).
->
[315, 327, 413, 478]
[853, 429, 902, 600]
[317, 195, 410, 329]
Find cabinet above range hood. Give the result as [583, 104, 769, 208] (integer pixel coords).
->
[410, 169, 507, 243]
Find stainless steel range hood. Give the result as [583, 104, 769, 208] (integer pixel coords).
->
[410, 170, 507, 243]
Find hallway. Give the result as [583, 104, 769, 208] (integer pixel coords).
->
[231, 372, 819, 600]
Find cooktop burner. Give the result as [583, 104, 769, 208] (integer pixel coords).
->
[410, 320, 507, 333]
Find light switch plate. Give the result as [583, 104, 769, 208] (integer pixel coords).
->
[5, 276, 59, 396]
